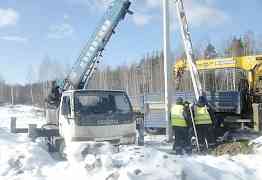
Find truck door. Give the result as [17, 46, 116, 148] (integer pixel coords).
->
[253, 64, 262, 102]
[59, 95, 73, 142]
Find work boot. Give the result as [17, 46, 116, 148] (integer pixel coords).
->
[172, 143, 176, 151]
[175, 147, 183, 155]
[185, 147, 192, 155]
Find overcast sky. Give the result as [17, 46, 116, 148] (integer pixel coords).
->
[0, 0, 262, 84]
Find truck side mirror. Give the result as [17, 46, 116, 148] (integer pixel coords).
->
[61, 96, 71, 116]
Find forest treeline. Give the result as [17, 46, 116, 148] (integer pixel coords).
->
[0, 32, 261, 108]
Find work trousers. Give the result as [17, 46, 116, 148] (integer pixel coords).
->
[195, 124, 215, 150]
[173, 126, 191, 155]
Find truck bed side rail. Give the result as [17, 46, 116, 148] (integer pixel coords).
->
[175, 91, 242, 114]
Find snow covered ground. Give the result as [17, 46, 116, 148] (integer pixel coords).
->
[1, 105, 262, 180]
[0, 105, 45, 129]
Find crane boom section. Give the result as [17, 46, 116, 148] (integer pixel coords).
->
[174, 0, 203, 100]
[64, 0, 132, 90]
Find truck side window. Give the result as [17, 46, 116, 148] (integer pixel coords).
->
[115, 94, 131, 113]
[62, 96, 71, 116]
[257, 77, 262, 92]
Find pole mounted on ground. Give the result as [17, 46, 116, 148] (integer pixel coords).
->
[163, 0, 173, 141]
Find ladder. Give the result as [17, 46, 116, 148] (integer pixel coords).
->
[63, 0, 132, 90]
[173, 0, 204, 151]
[173, 0, 203, 101]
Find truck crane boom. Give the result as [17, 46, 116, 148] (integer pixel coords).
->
[47, 0, 132, 108]
[64, 0, 132, 90]
[174, 0, 203, 101]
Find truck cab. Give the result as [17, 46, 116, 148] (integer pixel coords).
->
[58, 90, 136, 145]
[253, 61, 262, 103]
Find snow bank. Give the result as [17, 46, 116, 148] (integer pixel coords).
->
[58, 145, 262, 180]
[1, 105, 262, 180]
[0, 128, 55, 180]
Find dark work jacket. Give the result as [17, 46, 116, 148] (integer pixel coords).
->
[183, 105, 193, 127]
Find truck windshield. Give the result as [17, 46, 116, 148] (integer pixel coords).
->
[74, 93, 131, 115]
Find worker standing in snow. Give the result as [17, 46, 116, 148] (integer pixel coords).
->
[47, 81, 61, 108]
[191, 96, 216, 151]
[171, 97, 192, 155]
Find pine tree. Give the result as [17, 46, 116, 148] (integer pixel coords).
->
[204, 43, 218, 59]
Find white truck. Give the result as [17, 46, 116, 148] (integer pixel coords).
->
[32, 0, 136, 153]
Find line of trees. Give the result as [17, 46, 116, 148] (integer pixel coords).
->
[88, 51, 167, 108]
[0, 32, 261, 108]
[0, 55, 69, 106]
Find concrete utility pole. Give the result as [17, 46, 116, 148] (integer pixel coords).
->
[162, 0, 173, 141]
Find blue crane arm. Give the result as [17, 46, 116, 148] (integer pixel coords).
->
[64, 0, 132, 90]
